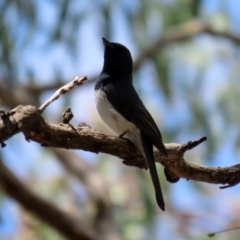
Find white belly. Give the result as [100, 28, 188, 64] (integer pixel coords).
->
[95, 89, 136, 135]
[95, 89, 145, 157]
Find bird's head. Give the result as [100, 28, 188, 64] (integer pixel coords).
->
[102, 38, 133, 77]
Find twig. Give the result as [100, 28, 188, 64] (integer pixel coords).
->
[61, 107, 74, 124]
[180, 137, 207, 153]
[208, 226, 240, 237]
[38, 76, 87, 113]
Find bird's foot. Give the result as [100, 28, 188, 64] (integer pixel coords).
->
[119, 130, 129, 138]
[119, 130, 132, 145]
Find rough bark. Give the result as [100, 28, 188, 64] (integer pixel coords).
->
[1, 105, 239, 188]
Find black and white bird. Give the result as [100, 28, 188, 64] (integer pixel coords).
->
[95, 38, 168, 211]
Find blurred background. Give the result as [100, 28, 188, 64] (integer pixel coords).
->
[1, 0, 240, 239]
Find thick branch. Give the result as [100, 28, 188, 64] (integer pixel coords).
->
[0, 158, 96, 240]
[54, 149, 121, 240]
[0, 81, 37, 108]
[0, 105, 239, 188]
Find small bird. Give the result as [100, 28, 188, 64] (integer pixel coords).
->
[95, 38, 168, 211]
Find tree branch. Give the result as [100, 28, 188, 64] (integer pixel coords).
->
[38, 76, 87, 113]
[133, 20, 240, 71]
[0, 104, 239, 188]
[54, 149, 121, 240]
[0, 80, 37, 108]
[0, 158, 96, 240]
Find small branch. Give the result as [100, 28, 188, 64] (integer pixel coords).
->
[180, 137, 207, 153]
[61, 107, 74, 124]
[38, 76, 87, 113]
[0, 158, 96, 240]
[208, 226, 240, 237]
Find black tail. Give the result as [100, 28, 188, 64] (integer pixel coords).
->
[141, 132, 165, 211]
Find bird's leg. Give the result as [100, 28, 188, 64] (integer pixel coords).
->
[119, 130, 133, 145]
[119, 130, 129, 138]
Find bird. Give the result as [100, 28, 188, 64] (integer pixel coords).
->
[95, 38, 168, 211]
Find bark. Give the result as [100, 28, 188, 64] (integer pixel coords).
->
[1, 105, 239, 188]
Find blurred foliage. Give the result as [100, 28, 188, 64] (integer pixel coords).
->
[0, 0, 36, 79]
[18, 212, 65, 240]
[1, 0, 240, 240]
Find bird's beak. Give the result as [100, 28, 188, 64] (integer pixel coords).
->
[102, 38, 113, 48]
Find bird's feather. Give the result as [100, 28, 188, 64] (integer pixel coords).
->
[99, 74, 167, 156]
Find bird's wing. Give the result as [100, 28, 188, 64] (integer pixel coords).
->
[102, 80, 167, 156]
